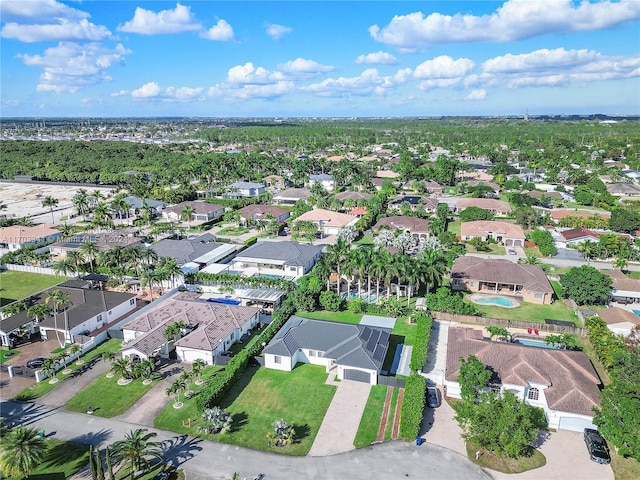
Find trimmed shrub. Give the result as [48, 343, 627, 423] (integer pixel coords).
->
[399, 373, 427, 440]
[409, 312, 432, 372]
[244, 236, 258, 246]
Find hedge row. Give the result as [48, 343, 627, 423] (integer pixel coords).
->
[398, 373, 427, 440]
[196, 298, 296, 411]
[409, 312, 433, 372]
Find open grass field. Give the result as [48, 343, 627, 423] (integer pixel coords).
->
[15, 339, 122, 401]
[467, 297, 580, 325]
[0, 270, 67, 306]
[156, 364, 336, 456]
[298, 310, 362, 324]
[4, 439, 89, 480]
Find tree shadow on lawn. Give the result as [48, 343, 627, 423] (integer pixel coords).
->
[217, 366, 260, 410]
[230, 411, 248, 433]
[37, 440, 89, 472]
[293, 423, 310, 444]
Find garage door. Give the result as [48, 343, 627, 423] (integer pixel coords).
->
[558, 416, 596, 432]
[343, 369, 371, 383]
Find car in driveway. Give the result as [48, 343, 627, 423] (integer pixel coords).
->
[26, 357, 45, 369]
[508, 249, 517, 255]
[584, 428, 611, 464]
[426, 386, 441, 408]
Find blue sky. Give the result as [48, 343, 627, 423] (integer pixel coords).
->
[1, 0, 639, 117]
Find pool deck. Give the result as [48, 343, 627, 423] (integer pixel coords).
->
[468, 293, 520, 308]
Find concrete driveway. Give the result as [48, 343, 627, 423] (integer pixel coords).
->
[308, 380, 371, 457]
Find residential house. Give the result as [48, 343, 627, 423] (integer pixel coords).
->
[293, 209, 358, 236]
[595, 307, 640, 337]
[370, 178, 385, 191]
[450, 256, 554, 304]
[556, 227, 600, 248]
[424, 181, 443, 195]
[119, 197, 167, 219]
[376, 170, 401, 179]
[464, 180, 500, 196]
[162, 201, 225, 223]
[263, 175, 286, 190]
[264, 316, 390, 385]
[604, 269, 640, 304]
[334, 191, 374, 203]
[0, 224, 62, 252]
[229, 240, 323, 279]
[389, 194, 439, 213]
[606, 182, 640, 198]
[121, 291, 259, 364]
[239, 205, 290, 224]
[272, 188, 312, 206]
[549, 209, 610, 223]
[225, 181, 266, 198]
[151, 233, 236, 274]
[308, 174, 336, 192]
[445, 327, 601, 432]
[373, 216, 431, 244]
[49, 230, 142, 256]
[460, 221, 526, 247]
[524, 190, 564, 204]
[455, 198, 513, 216]
[0, 282, 137, 347]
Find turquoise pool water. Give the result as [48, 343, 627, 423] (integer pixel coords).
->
[342, 293, 378, 303]
[633, 310, 640, 316]
[514, 339, 559, 349]
[473, 296, 516, 307]
[255, 273, 295, 281]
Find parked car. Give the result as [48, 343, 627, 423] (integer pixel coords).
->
[508, 249, 517, 255]
[26, 357, 45, 369]
[426, 386, 441, 408]
[584, 428, 611, 464]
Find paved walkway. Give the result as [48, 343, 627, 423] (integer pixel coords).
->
[2, 399, 491, 480]
[307, 380, 371, 457]
[421, 320, 451, 386]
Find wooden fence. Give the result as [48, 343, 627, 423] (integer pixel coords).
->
[431, 311, 586, 336]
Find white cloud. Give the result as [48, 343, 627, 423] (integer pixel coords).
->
[18, 42, 131, 93]
[467, 89, 487, 100]
[303, 68, 406, 98]
[266, 23, 292, 41]
[276, 58, 334, 79]
[131, 82, 202, 101]
[476, 48, 640, 89]
[110, 90, 129, 97]
[164, 86, 203, 100]
[132, 82, 163, 98]
[414, 56, 475, 79]
[209, 81, 294, 100]
[369, 0, 640, 50]
[226, 63, 283, 85]
[0, 0, 89, 23]
[201, 19, 234, 41]
[355, 51, 398, 65]
[2, 19, 111, 42]
[118, 3, 201, 35]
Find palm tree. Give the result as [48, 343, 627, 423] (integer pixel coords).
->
[110, 357, 133, 380]
[158, 257, 182, 289]
[518, 253, 540, 265]
[27, 303, 51, 324]
[141, 269, 160, 301]
[180, 205, 193, 229]
[1, 301, 27, 318]
[79, 240, 99, 273]
[111, 194, 130, 224]
[192, 358, 205, 382]
[418, 247, 448, 296]
[110, 428, 163, 479]
[0, 426, 46, 478]
[614, 256, 629, 271]
[52, 257, 76, 277]
[45, 289, 72, 348]
[42, 195, 58, 224]
[73, 189, 90, 220]
[66, 250, 85, 278]
[326, 238, 350, 296]
[56, 222, 75, 239]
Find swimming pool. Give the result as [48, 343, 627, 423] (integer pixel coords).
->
[472, 296, 517, 307]
[255, 273, 295, 281]
[633, 310, 640, 317]
[342, 293, 378, 303]
[514, 339, 559, 349]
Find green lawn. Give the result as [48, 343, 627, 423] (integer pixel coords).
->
[0, 347, 21, 363]
[464, 243, 506, 255]
[467, 298, 580, 325]
[298, 310, 363, 324]
[0, 271, 67, 306]
[354, 384, 388, 448]
[384, 388, 399, 442]
[4, 439, 89, 480]
[353, 236, 375, 246]
[66, 373, 159, 418]
[156, 364, 336, 456]
[14, 339, 122, 401]
[216, 226, 250, 236]
[447, 220, 461, 236]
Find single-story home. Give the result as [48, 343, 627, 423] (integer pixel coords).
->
[460, 220, 526, 247]
[606, 182, 640, 198]
[450, 256, 554, 305]
[263, 175, 286, 190]
[229, 240, 323, 279]
[445, 327, 602, 432]
[225, 182, 266, 198]
[49, 231, 142, 256]
[308, 174, 336, 192]
[293, 208, 358, 236]
[373, 215, 431, 243]
[151, 233, 237, 274]
[388, 195, 439, 213]
[463, 180, 500, 195]
[604, 269, 640, 304]
[121, 291, 259, 364]
[119, 197, 167, 219]
[557, 227, 600, 247]
[455, 198, 513, 216]
[272, 188, 312, 206]
[424, 181, 443, 195]
[334, 191, 374, 203]
[264, 316, 390, 385]
[239, 205, 290, 223]
[162, 201, 225, 223]
[595, 307, 640, 337]
[0, 224, 62, 252]
[549, 209, 610, 223]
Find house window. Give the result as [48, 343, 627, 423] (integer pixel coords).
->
[528, 387, 540, 401]
[129, 299, 135, 306]
[274, 355, 281, 364]
[453, 279, 461, 286]
[309, 350, 316, 357]
[489, 384, 501, 395]
[470, 281, 477, 287]
[96, 314, 102, 322]
[534, 293, 543, 299]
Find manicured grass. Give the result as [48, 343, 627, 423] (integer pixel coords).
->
[353, 236, 375, 246]
[4, 439, 89, 480]
[298, 310, 363, 324]
[0, 347, 21, 363]
[156, 364, 336, 456]
[467, 298, 580, 326]
[464, 243, 506, 255]
[50, 343, 71, 354]
[540, 263, 571, 276]
[611, 449, 640, 480]
[216, 226, 250, 236]
[353, 385, 388, 448]
[550, 280, 563, 300]
[448, 220, 461, 237]
[66, 373, 159, 418]
[0, 270, 67, 306]
[14, 339, 122, 401]
[625, 270, 640, 280]
[383, 387, 399, 442]
[466, 441, 546, 474]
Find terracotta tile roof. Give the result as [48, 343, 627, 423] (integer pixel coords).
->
[460, 220, 525, 240]
[456, 198, 512, 213]
[294, 208, 357, 228]
[451, 256, 553, 294]
[445, 327, 601, 416]
[549, 209, 610, 220]
[374, 215, 430, 233]
[0, 224, 60, 244]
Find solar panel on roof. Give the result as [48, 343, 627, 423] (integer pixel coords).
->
[373, 344, 386, 362]
[366, 334, 378, 352]
[379, 331, 390, 345]
[360, 326, 372, 341]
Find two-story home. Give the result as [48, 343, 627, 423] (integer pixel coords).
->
[225, 182, 266, 198]
[308, 174, 336, 192]
[272, 188, 312, 206]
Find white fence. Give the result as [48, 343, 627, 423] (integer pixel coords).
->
[1, 264, 70, 276]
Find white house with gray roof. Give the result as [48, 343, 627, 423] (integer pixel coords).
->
[151, 233, 236, 274]
[229, 240, 323, 279]
[308, 173, 335, 192]
[263, 316, 391, 385]
[225, 181, 266, 198]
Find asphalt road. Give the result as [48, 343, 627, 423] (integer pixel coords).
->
[1, 399, 491, 480]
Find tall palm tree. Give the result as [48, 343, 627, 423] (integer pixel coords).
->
[0, 426, 47, 478]
[66, 250, 85, 278]
[180, 205, 193, 229]
[141, 269, 160, 301]
[111, 194, 130, 224]
[42, 195, 58, 224]
[72, 189, 90, 220]
[110, 428, 163, 479]
[27, 303, 51, 324]
[157, 256, 182, 289]
[45, 289, 72, 348]
[52, 257, 76, 278]
[79, 240, 99, 273]
[326, 238, 350, 296]
[418, 247, 448, 296]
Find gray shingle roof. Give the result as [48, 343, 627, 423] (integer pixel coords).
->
[234, 241, 323, 267]
[151, 234, 228, 265]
